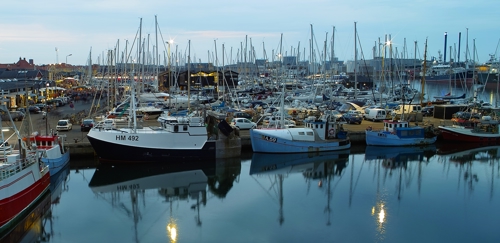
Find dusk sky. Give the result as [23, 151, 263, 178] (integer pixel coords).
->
[1, 0, 498, 66]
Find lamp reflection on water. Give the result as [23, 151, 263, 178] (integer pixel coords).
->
[378, 204, 386, 223]
[371, 201, 387, 237]
[167, 221, 178, 242]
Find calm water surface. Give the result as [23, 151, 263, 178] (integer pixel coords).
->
[3, 143, 500, 243]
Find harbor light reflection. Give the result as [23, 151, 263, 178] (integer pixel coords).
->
[371, 200, 387, 238]
[167, 221, 178, 242]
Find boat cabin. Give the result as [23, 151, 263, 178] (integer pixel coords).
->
[29, 135, 60, 149]
[383, 120, 425, 138]
[162, 116, 205, 133]
[303, 115, 347, 140]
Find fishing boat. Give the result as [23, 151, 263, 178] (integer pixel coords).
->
[438, 116, 500, 143]
[250, 33, 350, 153]
[250, 112, 351, 153]
[0, 106, 50, 235]
[87, 71, 241, 163]
[365, 119, 437, 146]
[29, 132, 70, 175]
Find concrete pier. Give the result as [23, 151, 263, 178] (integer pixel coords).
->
[6, 115, 445, 157]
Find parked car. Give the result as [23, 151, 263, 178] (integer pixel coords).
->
[231, 118, 257, 130]
[27, 106, 41, 114]
[342, 112, 363, 124]
[233, 111, 253, 120]
[1, 111, 25, 121]
[326, 110, 343, 119]
[101, 119, 116, 130]
[262, 116, 296, 127]
[34, 103, 53, 111]
[422, 106, 434, 117]
[56, 119, 72, 131]
[80, 119, 95, 132]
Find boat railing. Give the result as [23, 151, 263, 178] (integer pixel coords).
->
[0, 157, 37, 181]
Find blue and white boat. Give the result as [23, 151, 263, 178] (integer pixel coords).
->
[250, 113, 351, 153]
[30, 132, 70, 175]
[365, 120, 436, 146]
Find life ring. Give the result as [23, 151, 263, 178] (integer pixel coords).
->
[328, 128, 335, 137]
[427, 102, 432, 106]
[366, 126, 372, 131]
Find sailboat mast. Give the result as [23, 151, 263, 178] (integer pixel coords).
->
[188, 40, 191, 111]
[354, 22, 358, 98]
[155, 15, 159, 92]
[420, 39, 428, 104]
[279, 33, 285, 129]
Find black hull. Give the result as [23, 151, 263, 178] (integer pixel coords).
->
[87, 136, 216, 163]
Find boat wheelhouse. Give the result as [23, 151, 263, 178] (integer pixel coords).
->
[365, 119, 436, 146]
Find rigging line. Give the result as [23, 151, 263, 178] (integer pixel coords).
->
[138, 204, 171, 240]
[481, 38, 500, 93]
[250, 175, 280, 204]
[351, 159, 366, 196]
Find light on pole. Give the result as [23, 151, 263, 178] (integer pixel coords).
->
[66, 54, 72, 64]
[45, 82, 50, 135]
[167, 41, 173, 108]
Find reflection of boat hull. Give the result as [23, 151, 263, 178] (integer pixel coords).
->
[250, 150, 350, 175]
[366, 130, 437, 146]
[364, 145, 436, 161]
[50, 164, 70, 204]
[438, 126, 500, 143]
[0, 192, 51, 242]
[437, 142, 500, 156]
[89, 162, 216, 194]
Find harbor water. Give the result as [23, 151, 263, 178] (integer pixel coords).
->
[2, 143, 500, 243]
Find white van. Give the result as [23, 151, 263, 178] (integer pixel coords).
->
[391, 104, 422, 116]
[364, 108, 387, 122]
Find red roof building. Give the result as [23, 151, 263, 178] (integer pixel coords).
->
[0, 57, 36, 70]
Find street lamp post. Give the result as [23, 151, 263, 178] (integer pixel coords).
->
[66, 54, 72, 64]
[167, 41, 172, 108]
[45, 82, 49, 135]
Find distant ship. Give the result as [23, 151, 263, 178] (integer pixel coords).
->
[421, 64, 474, 83]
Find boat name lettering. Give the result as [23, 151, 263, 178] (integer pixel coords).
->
[115, 135, 139, 141]
[117, 184, 140, 191]
[262, 135, 277, 143]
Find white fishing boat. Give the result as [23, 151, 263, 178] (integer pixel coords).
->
[87, 71, 241, 163]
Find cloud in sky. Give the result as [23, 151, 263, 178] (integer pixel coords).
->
[0, 0, 498, 65]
